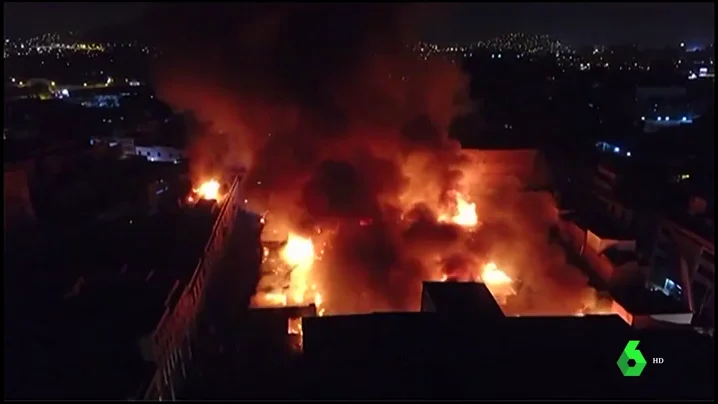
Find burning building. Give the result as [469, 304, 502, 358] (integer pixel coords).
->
[151, 4, 611, 319]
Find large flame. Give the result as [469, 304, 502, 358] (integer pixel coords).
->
[255, 233, 326, 316]
[194, 179, 221, 201]
[480, 262, 512, 286]
[282, 233, 315, 304]
[438, 191, 478, 227]
[479, 261, 516, 304]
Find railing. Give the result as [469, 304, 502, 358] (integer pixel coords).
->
[142, 172, 244, 400]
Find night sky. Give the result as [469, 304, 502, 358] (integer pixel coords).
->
[3, 2, 715, 47]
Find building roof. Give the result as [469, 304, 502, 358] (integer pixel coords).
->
[611, 284, 689, 316]
[300, 311, 712, 399]
[562, 211, 634, 240]
[422, 281, 505, 320]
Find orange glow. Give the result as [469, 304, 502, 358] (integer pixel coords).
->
[438, 191, 478, 227]
[253, 232, 325, 316]
[479, 261, 516, 303]
[480, 262, 512, 286]
[194, 179, 221, 201]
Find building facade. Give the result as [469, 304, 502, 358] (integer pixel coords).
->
[650, 216, 715, 327]
[140, 172, 246, 400]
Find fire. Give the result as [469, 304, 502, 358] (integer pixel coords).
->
[479, 261, 516, 304]
[438, 191, 478, 227]
[254, 232, 326, 316]
[480, 262, 512, 286]
[282, 233, 316, 305]
[282, 233, 315, 273]
[194, 179, 221, 201]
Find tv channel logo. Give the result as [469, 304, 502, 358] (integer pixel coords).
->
[617, 340, 664, 376]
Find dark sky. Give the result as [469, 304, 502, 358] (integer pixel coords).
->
[3, 2, 715, 47]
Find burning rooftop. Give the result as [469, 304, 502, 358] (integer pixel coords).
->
[241, 147, 623, 320]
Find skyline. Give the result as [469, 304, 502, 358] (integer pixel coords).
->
[3, 3, 715, 47]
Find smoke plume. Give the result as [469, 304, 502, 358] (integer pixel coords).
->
[151, 4, 596, 315]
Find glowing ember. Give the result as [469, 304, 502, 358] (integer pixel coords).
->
[287, 317, 303, 335]
[194, 179, 221, 200]
[438, 191, 478, 227]
[287, 317, 304, 352]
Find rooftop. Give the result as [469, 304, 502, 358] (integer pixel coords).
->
[562, 210, 634, 240]
[611, 283, 689, 316]
[422, 281, 504, 320]
[301, 311, 712, 399]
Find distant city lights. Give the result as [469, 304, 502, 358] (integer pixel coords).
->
[595, 141, 631, 158]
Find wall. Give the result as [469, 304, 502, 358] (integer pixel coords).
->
[585, 232, 636, 256]
[610, 300, 634, 325]
[142, 172, 244, 400]
[558, 217, 639, 285]
[650, 219, 715, 324]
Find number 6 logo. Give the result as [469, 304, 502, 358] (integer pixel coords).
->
[617, 340, 647, 376]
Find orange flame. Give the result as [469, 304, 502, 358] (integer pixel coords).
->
[479, 261, 516, 304]
[438, 191, 478, 227]
[194, 179, 221, 200]
[254, 232, 325, 316]
[480, 262, 512, 286]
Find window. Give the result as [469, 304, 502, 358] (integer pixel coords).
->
[157, 152, 162, 158]
[695, 265, 714, 284]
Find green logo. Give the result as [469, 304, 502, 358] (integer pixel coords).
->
[617, 340, 647, 376]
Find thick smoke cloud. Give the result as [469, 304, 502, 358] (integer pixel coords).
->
[151, 4, 596, 314]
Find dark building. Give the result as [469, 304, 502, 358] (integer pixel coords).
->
[300, 282, 713, 399]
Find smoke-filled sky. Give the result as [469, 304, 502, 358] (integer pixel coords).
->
[3, 2, 714, 47]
